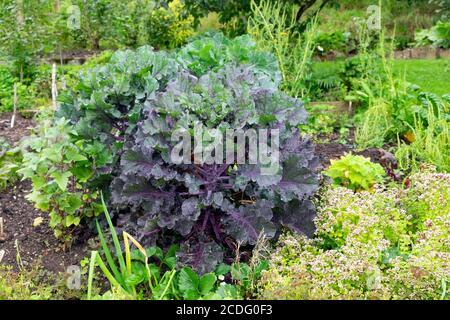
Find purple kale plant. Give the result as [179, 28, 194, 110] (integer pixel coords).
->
[56, 34, 319, 273]
[111, 65, 319, 273]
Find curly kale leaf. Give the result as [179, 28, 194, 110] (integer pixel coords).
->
[176, 236, 224, 275]
[277, 199, 317, 238]
[222, 200, 276, 245]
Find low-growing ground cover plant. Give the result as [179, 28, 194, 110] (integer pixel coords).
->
[23, 34, 320, 274]
[258, 166, 450, 300]
[0, 265, 83, 300]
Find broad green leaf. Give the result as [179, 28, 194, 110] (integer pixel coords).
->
[178, 267, 199, 298]
[65, 146, 88, 162]
[50, 171, 72, 192]
[199, 273, 216, 295]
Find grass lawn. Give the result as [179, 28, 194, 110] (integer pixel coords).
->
[392, 59, 450, 95]
[312, 58, 450, 96]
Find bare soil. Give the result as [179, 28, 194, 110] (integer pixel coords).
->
[315, 129, 387, 169]
[0, 113, 34, 145]
[0, 180, 90, 272]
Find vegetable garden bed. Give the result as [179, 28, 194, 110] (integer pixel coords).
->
[0, 0, 449, 302]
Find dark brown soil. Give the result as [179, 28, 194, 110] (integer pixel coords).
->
[315, 130, 354, 168]
[0, 113, 91, 272]
[0, 180, 90, 272]
[315, 128, 388, 169]
[316, 142, 352, 168]
[0, 113, 34, 145]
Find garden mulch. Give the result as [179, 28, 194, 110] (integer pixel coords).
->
[0, 113, 91, 273]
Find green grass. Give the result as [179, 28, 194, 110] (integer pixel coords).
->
[311, 59, 344, 76]
[312, 58, 450, 96]
[393, 59, 450, 95]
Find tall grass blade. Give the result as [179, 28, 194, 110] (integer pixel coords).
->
[100, 192, 127, 275]
[87, 251, 97, 300]
[96, 219, 123, 284]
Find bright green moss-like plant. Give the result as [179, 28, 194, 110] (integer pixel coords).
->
[324, 153, 385, 191]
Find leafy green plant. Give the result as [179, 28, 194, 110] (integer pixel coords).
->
[0, 66, 16, 112]
[230, 260, 269, 297]
[0, 65, 39, 112]
[18, 118, 111, 241]
[88, 194, 178, 300]
[324, 154, 385, 191]
[176, 31, 279, 77]
[0, 138, 21, 190]
[415, 21, 450, 49]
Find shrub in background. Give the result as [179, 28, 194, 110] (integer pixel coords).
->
[415, 21, 450, 49]
[313, 31, 350, 57]
[0, 66, 36, 112]
[0, 51, 114, 114]
[145, 0, 195, 49]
